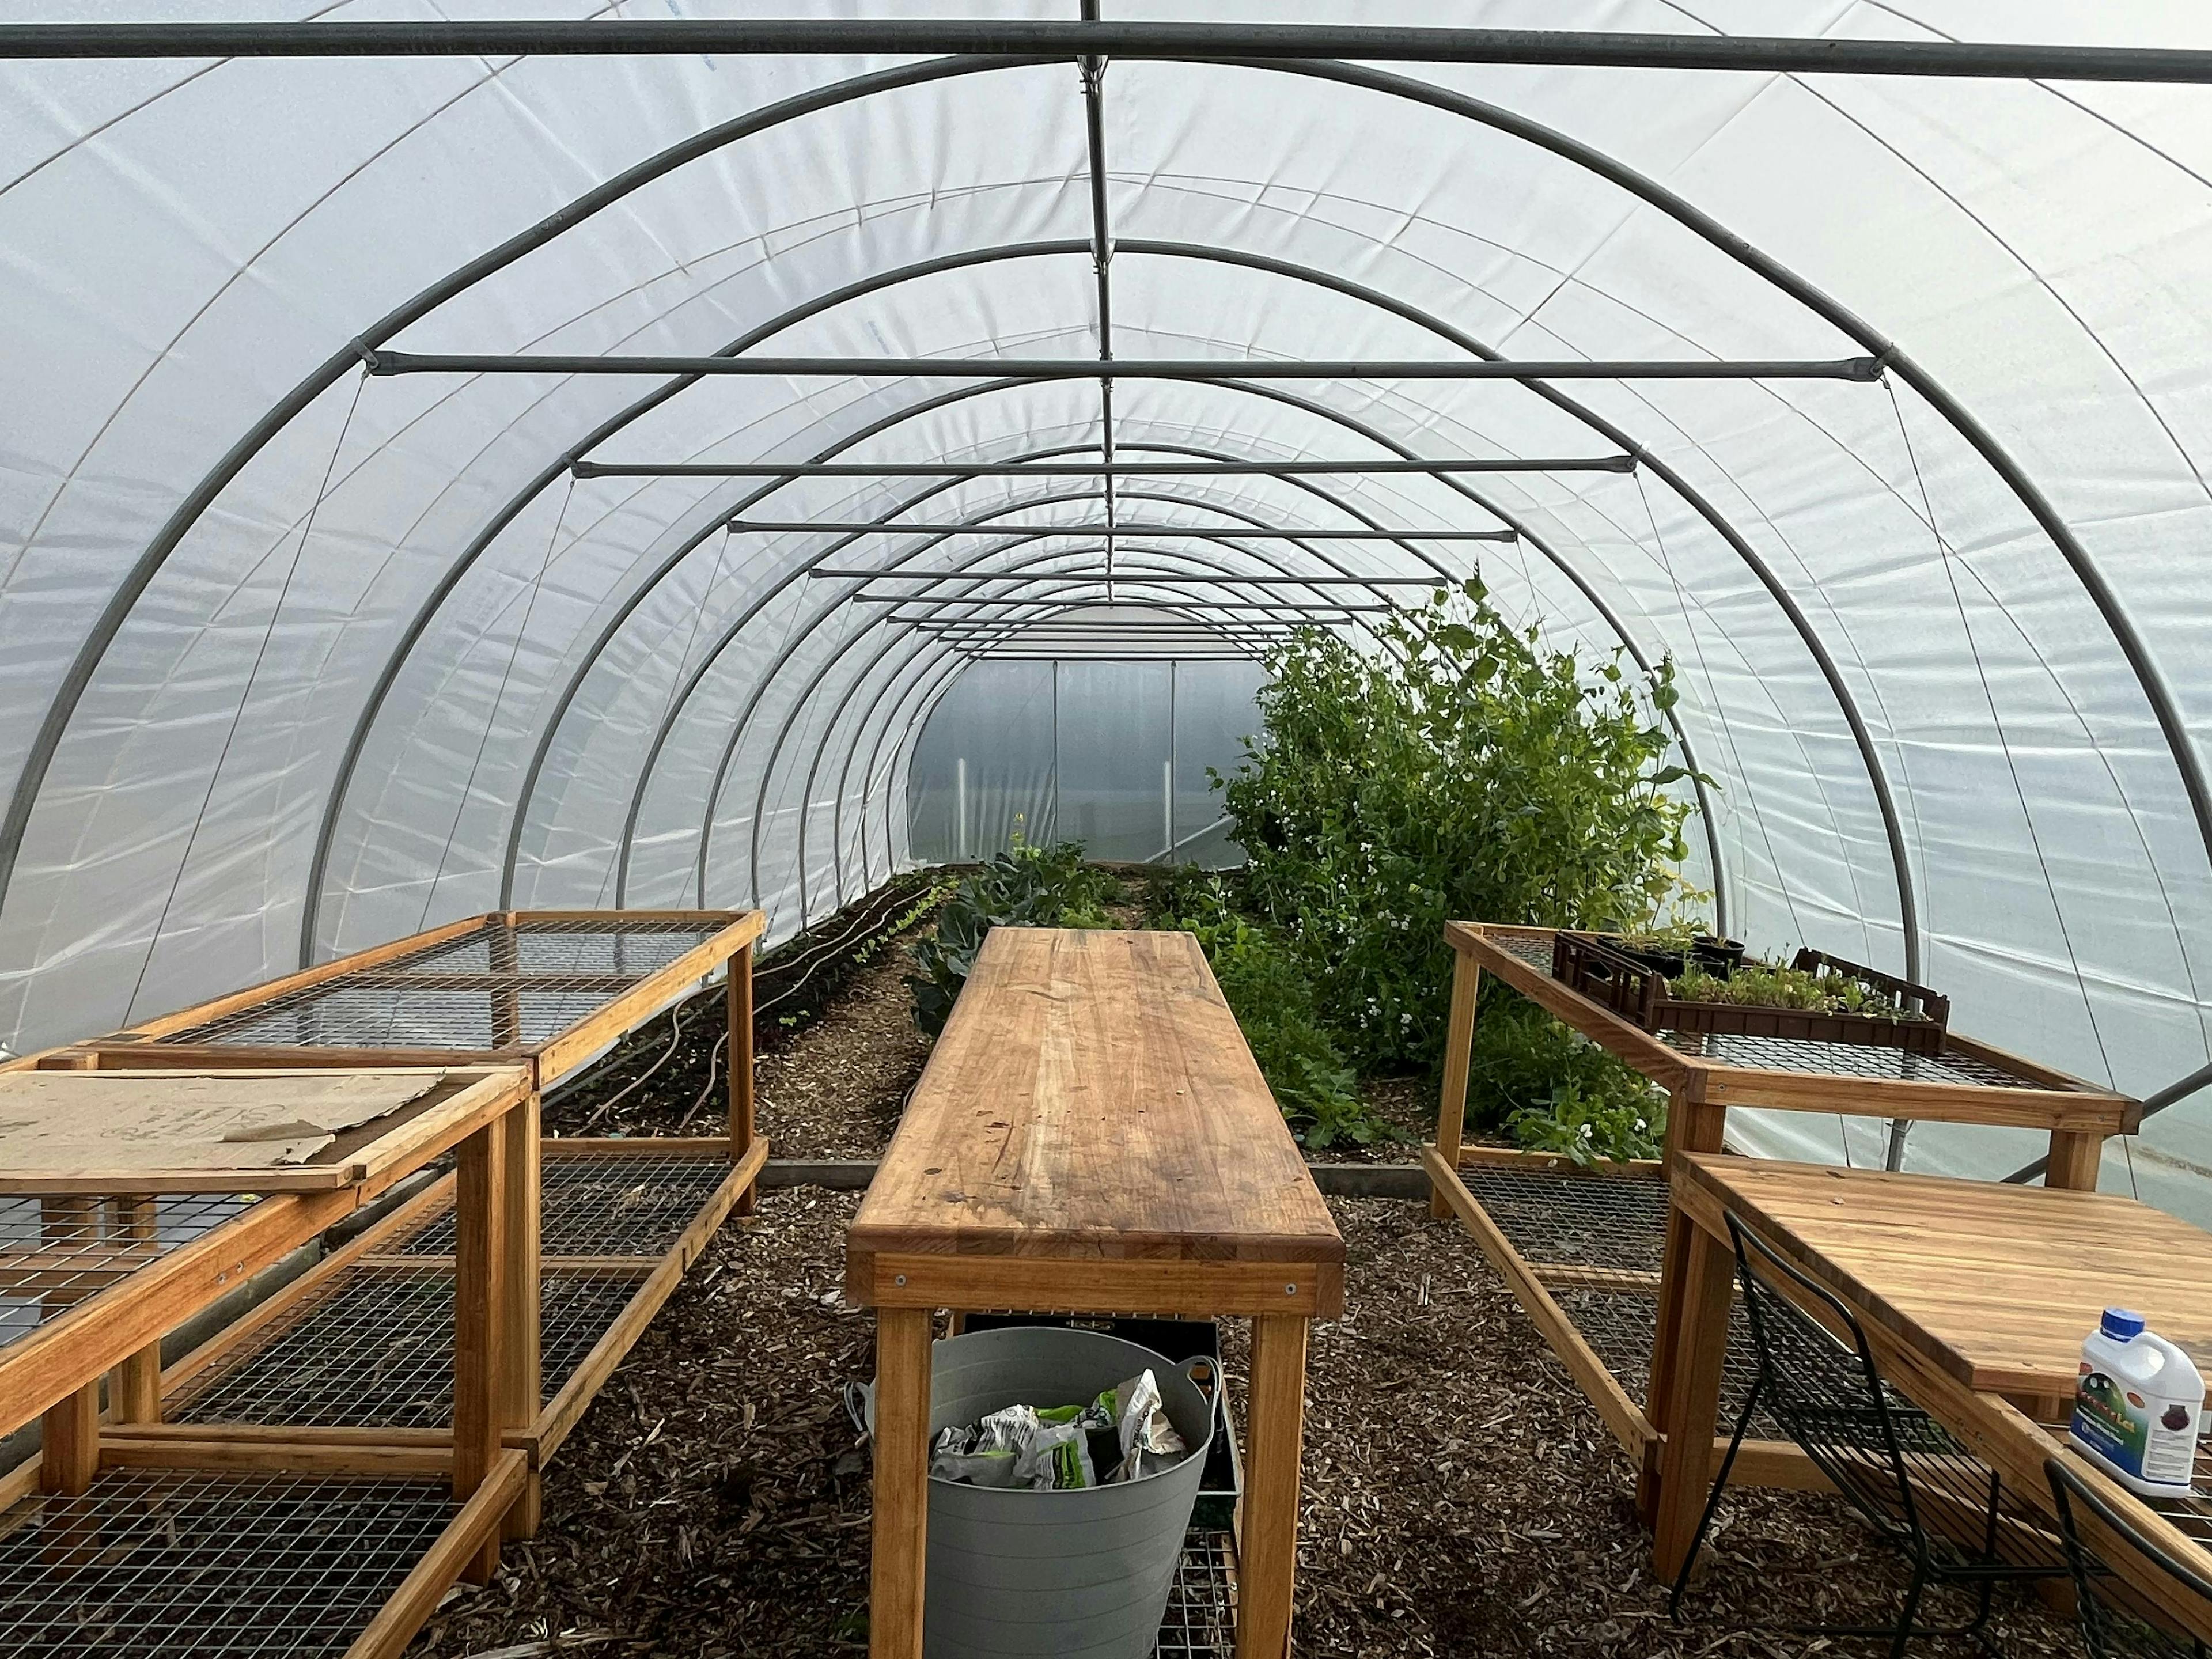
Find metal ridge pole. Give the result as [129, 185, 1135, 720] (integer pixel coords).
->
[366, 349, 1883, 381]
[12, 23, 2212, 84]
[727, 520, 1519, 540]
[572, 456, 1637, 477]
[835, 573, 1459, 587]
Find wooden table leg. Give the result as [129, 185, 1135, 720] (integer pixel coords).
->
[109, 1196, 162, 1425]
[1238, 1313, 1310, 1659]
[729, 944, 757, 1217]
[498, 1089, 541, 1541]
[869, 1306, 932, 1659]
[1639, 1082, 1722, 1520]
[454, 1117, 508, 1583]
[1428, 950, 1480, 1220]
[1650, 1217, 1737, 1584]
[39, 1383, 99, 1496]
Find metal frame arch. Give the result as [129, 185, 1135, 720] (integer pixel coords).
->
[619, 473, 1416, 904]
[1255, 54, 2212, 974]
[741, 519, 1416, 922]
[2, 53, 1050, 938]
[382, 229, 1831, 958]
[717, 484, 1423, 911]
[687, 418, 1732, 926]
[809, 560, 1315, 923]
[559, 393, 1730, 916]
[347, 231, 1771, 960]
[320, 241, 1105, 961]
[780, 571, 1325, 925]
[19, 54, 2200, 1009]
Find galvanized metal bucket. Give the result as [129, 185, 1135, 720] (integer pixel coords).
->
[859, 1325, 1216, 1658]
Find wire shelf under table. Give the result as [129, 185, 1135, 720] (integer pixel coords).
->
[393, 1148, 733, 1260]
[168, 1266, 646, 1430]
[0, 1466, 459, 1659]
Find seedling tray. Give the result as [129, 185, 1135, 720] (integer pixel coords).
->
[1552, 932, 1950, 1055]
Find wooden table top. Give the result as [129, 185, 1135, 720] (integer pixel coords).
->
[0, 1066, 529, 1193]
[849, 928, 1342, 1270]
[1675, 1153, 2212, 1395]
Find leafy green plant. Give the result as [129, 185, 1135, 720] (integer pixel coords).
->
[1462, 995, 1665, 1136]
[906, 836, 1119, 1036]
[1506, 1080, 1666, 1168]
[1156, 872, 1405, 1149]
[1218, 579, 1708, 1074]
[1667, 961, 1915, 1018]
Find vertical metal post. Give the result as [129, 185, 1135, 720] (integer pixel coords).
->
[1166, 661, 1177, 863]
[955, 756, 968, 860]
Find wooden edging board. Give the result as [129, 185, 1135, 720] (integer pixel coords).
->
[1444, 922, 2138, 1134]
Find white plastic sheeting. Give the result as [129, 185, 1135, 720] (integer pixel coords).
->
[1, 5, 2209, 1216]
[908, 656, 1262, 865]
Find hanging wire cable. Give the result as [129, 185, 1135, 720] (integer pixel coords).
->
[122, 369, 367, 1024]
[415, 474, 576, 934]
[1885, 378, 2116, 1093]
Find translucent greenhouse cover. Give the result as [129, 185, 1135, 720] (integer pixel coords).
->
[2, 4, 2210, 1221]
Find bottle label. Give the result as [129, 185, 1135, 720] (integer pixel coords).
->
[2072, 1365, 2199, 1487]
[2071, 1368, 2149, 1476]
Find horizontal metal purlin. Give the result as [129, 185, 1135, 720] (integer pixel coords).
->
[827, 572, 1466, 585]
[11, 24, 2212, 86]
[368, 350, 1883, 382]
[732, 521, 1519, 541]
[888, 600, 1393, 613]
[973, 659, 1265, 668]
[572, 456, 1637, 476]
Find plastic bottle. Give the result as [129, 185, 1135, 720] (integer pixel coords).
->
[2069, 1307, 2205, 1499]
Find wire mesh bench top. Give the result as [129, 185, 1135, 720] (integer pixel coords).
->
[77, 910, 763, 1086]
[1448, 923, 2136, 1116]
[166, 1264, 645, 1430]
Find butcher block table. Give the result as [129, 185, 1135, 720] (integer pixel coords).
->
[1656, 1153, 2212, 1638]
[847, 927, 1346, 1659]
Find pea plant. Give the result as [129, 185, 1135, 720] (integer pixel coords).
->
[1216, 580, 1706, 1156]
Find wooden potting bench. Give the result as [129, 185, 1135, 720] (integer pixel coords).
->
[0, 909, 765, 1658]
[0, 1064, 535, 1658]
[849, 927, 1344, 1659]
[1423, 922, 2139, 1512]
[9, 910, 767, 1511]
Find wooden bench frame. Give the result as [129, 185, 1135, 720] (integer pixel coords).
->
[1424, 922, 2139, 1513]
[0, 909, 768, 1659]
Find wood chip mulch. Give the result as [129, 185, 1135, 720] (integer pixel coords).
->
[408, 1187, 2078, 1659]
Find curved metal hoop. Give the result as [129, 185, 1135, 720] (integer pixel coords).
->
[14, 53, 2198, 1004]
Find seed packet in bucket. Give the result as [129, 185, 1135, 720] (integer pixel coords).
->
[1105, 1370, 1188, 1483]
[1012, 1419, 1097, 1490]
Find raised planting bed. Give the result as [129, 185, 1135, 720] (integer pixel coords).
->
[1552, 931, 1950, 1054]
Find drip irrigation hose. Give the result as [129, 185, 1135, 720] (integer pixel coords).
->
[674, 1030, 729, 1135]
[577, 997, 687, 1131]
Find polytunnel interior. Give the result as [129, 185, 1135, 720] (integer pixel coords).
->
[3, 9, 2212, 1222]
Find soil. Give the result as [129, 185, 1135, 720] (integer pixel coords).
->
[419, 893, 2081, 1659]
